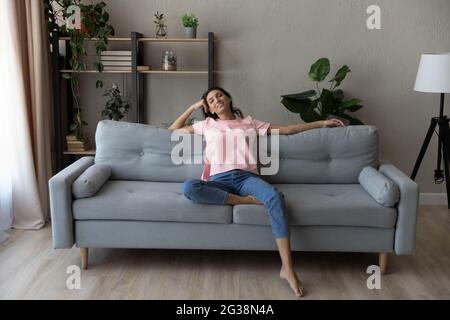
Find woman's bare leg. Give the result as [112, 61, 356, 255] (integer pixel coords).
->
[276, 237, 304, 297]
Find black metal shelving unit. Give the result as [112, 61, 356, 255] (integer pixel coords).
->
[51, 31, 215, 172]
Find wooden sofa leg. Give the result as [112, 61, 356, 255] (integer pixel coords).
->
[379, 252, 388, 275]
[80, 247, 89, 270]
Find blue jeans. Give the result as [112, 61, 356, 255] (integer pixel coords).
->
[182, 169, 289, 238]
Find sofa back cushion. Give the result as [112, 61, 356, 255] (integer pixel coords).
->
[95, 120, 203, 182]
[95, 120, 378, 184]
[261, 125, 379, 184]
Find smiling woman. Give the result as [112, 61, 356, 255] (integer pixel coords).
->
[0, 0, 53, 240]
[166, 85, 345, 297]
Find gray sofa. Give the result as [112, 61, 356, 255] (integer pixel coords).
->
[49, 120, 419, 272]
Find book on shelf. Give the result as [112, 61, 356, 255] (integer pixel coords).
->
[101, 51, 131, 56]
[67, 148, 89, 152]
[67, 143, 89, 150]
[100, 56, 132, 61]
[137, 65, 151, 71]
[66, 135, 89, 142]
[103, 66, 132, 71]
[66, 134, 77, 141]
[67, 141, 89, 146]
[67, 140, 89, 146]
[101, 61, 132, 67]
[67, 147, 89, 151]
[102, 65, 151, 71]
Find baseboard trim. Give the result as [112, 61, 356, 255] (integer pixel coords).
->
[419, 193, 448, 206]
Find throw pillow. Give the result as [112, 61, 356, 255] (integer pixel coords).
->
[72, 164, 111, 199]
[359, 166, 400, 207]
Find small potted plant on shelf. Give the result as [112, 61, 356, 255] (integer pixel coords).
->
[154, 11, 167, 38]
[101, 83, 130, 121]
[182, 13, 199, 39]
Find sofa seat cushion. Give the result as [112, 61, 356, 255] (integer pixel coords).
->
[73, 180, 232, 224]
[233, 184, 397, 228]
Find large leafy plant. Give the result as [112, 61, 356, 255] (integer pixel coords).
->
[45, 0, 115, 140]
[281, 58, 363, 125]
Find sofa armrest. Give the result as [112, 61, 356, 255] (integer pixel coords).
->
[378, 161, 419, 255]
[48, 157, 95, 248]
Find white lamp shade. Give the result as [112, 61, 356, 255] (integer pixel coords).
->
[414, 53, 450, 93]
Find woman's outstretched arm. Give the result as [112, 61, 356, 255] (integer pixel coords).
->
[168, 100, 207, 133]
[269, 119, 345, 135]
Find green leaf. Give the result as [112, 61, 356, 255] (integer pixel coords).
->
[309, 58, 330, 82]
[338, 99, 363, 111]
[332, 89, 344, 101]
[347, 105, 363, 112]
[281, 90, 316, 100]
[329, 65, 351, 87]
[69, 123, 78, 132]
[281, 97, 311, 114]
[319, 89, 334, 116]
[304, 99, 324, 122]
[62, 73, 72, 80]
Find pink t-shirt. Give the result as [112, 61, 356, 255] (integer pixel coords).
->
[192, 116, 271, 181]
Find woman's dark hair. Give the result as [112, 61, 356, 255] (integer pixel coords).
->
[201, 86, 243, 120]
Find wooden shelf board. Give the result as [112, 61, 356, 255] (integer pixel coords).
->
[60, 70, 211, 74]
[60, 70, 132, 74]
[59, 37, 131, 41]
[64, 149, 96, 155]
[139, 70, 208, 74]
[138, 38, 209, 42]
[58, 37, 213, 43]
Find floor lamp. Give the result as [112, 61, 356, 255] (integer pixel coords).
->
[411, 53, 450, 208]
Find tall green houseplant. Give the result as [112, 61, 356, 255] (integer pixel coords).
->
[281, 58, 364, 125]
[44, 0, 115, 141]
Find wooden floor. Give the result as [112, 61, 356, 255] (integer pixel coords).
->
[1, 206, 449, 299]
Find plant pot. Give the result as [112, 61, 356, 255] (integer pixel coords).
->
[156, 24, 167, 38]
[184, 26, 197, 39]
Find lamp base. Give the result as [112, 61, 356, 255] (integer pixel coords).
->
[411, 116, 450, 208]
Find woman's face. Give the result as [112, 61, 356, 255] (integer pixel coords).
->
[205, 89, 231, 115]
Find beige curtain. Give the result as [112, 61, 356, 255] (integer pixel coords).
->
[0, 0, 54, 230]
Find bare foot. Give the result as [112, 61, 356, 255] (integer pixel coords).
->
[280, 267, 304, 297]
[245, 195, 262, 205]
[226, 193, 264, 205]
